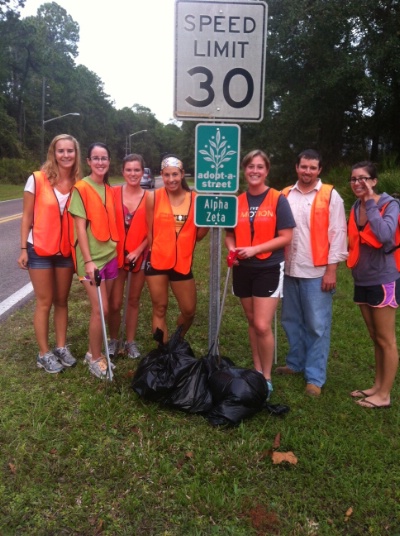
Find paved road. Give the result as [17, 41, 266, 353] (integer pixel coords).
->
[0, 181, 164, 321]
[0, 198, 33, 320]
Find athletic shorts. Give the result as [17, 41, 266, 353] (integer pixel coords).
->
[82, 256, 119, 282]
[232, 261, 284, 298]
[144, 252, 193, 281]
[354, 278, 400, 308]
[27, 243, 73, 269]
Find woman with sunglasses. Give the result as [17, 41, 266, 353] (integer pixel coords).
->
[69, 142, 119, 380]
[347, 161, 399, 408]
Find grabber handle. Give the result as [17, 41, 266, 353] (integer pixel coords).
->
[94, 268, 101, 287]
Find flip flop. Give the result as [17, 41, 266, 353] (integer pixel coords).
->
[350, 390, 369, 398]
[355, 399, 391, 409]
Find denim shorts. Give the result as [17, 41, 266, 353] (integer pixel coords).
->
[27, 243, 74, 269]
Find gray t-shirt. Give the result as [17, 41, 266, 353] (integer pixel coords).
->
[229, 189, 296, 267]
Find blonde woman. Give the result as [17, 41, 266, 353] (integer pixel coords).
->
[17, 134, 81, 374]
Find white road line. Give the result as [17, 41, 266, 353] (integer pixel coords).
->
[0, 283, 33, 318]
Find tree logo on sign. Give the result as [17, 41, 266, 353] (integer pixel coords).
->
[199, 129, 236, 177]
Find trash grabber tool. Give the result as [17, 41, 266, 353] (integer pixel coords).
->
[212, 250, 238, 361]
[118, 258, 135, 354]
[94, 269, 113, 381]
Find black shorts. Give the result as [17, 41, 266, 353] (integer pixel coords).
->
[232, 262, 284, 298]
[354, 278, 400, 308]
[144, 252, 193, 281]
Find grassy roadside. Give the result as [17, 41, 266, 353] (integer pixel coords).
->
[0, 178, 125, 202]
[1, 235, 399, 535]
[0, 184, 24, 201]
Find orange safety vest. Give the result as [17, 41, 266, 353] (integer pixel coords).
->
[150, 187, 197, 274]
[114, 185, 148, 272]
[347, 202, 400, 270]
[31, 171, 72, 257]
[234, 188, 281, 260]
[72, 179, 119, 242]
[282, 183, 334, 266]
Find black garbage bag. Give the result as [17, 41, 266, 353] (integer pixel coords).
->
[132, 328, 289, 425]
[132, 328, 213, 413]
[207, 365, 268, 427]
[162, 357, 212, 413]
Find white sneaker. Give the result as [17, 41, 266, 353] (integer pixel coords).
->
[83, 352, 116, 370]
[125, 341, 141, 359]
[88, 356, 109, 380]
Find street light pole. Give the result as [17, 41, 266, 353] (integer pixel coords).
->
[127, 129, 148, 155]
[41, 112, 80, 163]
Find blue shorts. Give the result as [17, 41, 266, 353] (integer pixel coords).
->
[82, 256, 119, 282]
[27, 243, 73, 269]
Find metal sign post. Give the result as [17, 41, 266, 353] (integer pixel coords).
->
[194, 123, 239, 348]
[174, 0, 268, 350]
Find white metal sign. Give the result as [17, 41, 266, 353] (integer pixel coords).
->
[174, 0, 267, 122]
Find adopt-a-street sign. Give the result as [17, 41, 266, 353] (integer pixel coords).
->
[195, 194, 238, 227]
[195, 123, 240, 193]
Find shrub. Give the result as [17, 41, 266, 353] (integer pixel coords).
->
[0, 158, 40, 184]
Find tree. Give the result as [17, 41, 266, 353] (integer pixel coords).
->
[36, 2, 79, 61]
[260, 0, 365, 170]
[0, 0, 24, 19]
[354, 0, 400, 161]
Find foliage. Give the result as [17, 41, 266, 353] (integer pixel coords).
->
[0, 0, 24, 18]
[1, 1, 400, 171]
[1, 236, 400, 534]
[0, 157, 38, 183]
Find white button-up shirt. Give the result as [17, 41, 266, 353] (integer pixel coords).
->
[284, 179, 348, 278]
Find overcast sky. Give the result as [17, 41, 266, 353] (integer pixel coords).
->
[21, 0, 176, 124]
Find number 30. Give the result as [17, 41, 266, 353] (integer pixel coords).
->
[185, 66, 254, 109]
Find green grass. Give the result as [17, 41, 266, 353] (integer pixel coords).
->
[1, 235, 399, 535]
[0, 179, 125, 202]
[0, 183, 24, 201]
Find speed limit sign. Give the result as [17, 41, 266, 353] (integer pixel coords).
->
[174, 0, 267, 122]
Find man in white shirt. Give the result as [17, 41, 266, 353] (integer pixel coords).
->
[276, 149, 348, 396]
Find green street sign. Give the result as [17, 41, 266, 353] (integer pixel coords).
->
[195, 124, 240, 193]
[195, 195, 238, 227]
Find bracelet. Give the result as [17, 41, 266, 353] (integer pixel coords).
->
[21, 247, 27, 250]
[84, 260, 93, 264]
